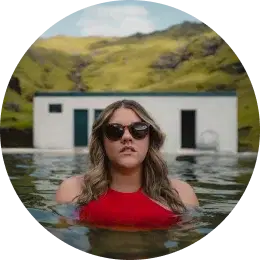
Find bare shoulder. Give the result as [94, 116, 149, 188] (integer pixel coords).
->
[170, 178, 199, 207]
[55, 175, 84, 204]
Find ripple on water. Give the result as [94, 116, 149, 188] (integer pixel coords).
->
[3, 153, 256, 258]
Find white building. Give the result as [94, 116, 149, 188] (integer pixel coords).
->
[33, 91, 238, 154]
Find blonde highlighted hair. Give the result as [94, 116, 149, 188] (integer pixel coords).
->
[76, 99, 186, 214]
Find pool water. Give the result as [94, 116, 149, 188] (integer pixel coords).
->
[3, 153, 257, 259]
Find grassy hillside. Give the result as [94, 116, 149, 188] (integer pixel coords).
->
[1, 22, 259, 151]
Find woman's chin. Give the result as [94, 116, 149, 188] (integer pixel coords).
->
[116, 157, 140, 169]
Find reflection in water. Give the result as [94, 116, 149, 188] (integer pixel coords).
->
[88, 228, 172, 258]
[175, 155, 197, 182]
[2, 152, 256, 259]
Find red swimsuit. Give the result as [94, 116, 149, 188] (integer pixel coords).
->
[78, 188, 181, 230]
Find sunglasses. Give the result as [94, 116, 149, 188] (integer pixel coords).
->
[103, 122, 150, 141]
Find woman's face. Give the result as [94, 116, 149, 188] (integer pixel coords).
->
[103, 108, 149, 169]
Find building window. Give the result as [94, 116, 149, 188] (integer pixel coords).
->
[94, 109, 103, 120]
[49, 104, 62, 113]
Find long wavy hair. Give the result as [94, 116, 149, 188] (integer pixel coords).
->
[76, 99, 186, 214]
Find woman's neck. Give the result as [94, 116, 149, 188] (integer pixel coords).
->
[109, 165, 142, 192]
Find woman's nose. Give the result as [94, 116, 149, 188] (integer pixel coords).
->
[121, 127, 133, 142]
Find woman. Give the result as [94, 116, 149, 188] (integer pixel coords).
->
[56, 99, 199, 230]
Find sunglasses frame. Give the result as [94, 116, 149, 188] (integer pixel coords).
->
[103, 121, 150, 141]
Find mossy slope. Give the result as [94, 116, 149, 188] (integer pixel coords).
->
[1, 22, 259, 151]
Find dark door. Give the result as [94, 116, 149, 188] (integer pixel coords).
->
[181, 110, 196, 148]
[74, 109, 89, 147]
[94, 109, 103, 121]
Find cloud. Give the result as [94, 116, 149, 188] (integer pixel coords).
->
[40, 0, 200, 33]
[39, 0, 201, 38]
[80, 0, 200, 17]
[77, 5, 155, 37]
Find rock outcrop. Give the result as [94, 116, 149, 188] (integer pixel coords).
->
[8, 76, 22, 95]
[151, 46, 192, 70]
[67, 55, 92, 91]
[201, 37, 224, 56]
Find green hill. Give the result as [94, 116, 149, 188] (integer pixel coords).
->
[1, 22, 259, 151]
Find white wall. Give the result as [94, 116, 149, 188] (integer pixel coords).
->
[33, 95, 237, 153]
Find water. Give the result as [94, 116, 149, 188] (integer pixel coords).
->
[2, 152, 257, 259]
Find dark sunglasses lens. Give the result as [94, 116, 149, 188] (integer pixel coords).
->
[131, 122, 149, 139]
[105, 124, 124, 140]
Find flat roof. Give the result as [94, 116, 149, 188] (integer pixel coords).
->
[34, 91, 237, 97]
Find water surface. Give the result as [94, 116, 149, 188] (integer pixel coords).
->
[3, 153, 256, 259]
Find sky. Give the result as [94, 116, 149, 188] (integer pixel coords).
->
[41, 0, 201, 38]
